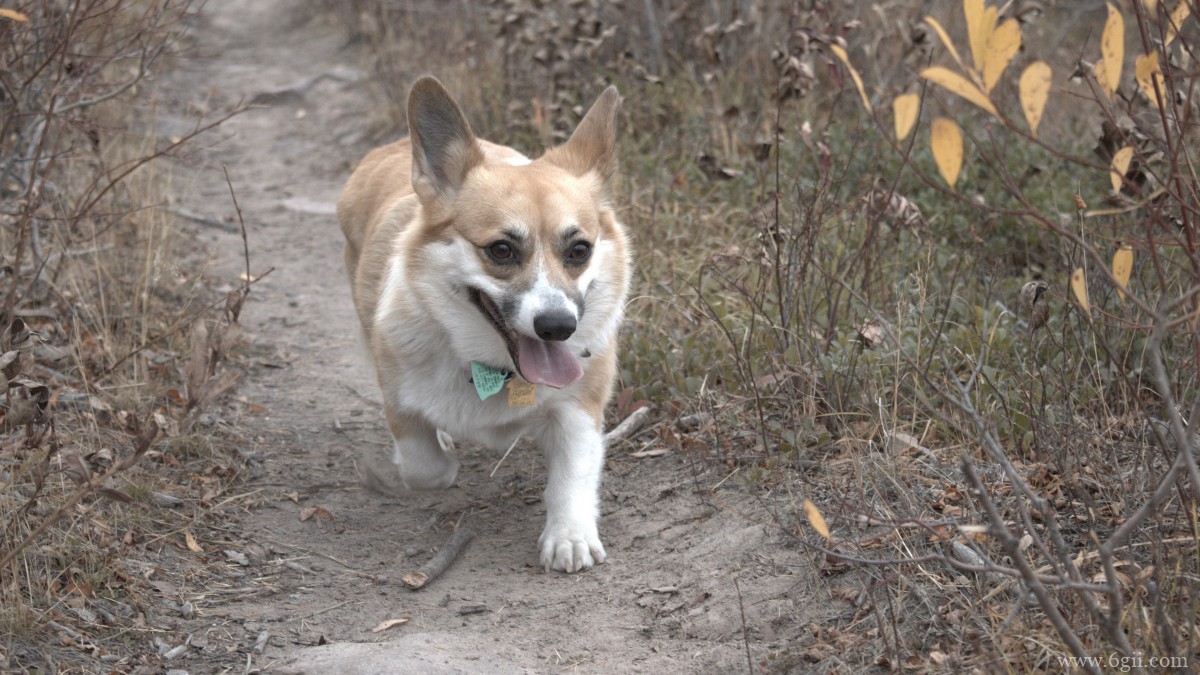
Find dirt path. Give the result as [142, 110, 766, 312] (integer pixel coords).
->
[155, 1, 817, 672]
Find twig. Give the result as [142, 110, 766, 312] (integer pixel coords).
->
[94, 267, 274, 382]
[303, 600, 351, 619]
[46, 620, 84, 641]
[489, 435, 521, 478]
[604, 406, 655, 445]
[0, 420, 159, 569]
[734, 576, 753, 675]
[258, 537, 374, 579]
[402, 528, 474, 590]
[169, 206, 238, 232]
[961, 458, 1099, 674]
[222, 164, 252, 319]
[55, 44, 162, 115]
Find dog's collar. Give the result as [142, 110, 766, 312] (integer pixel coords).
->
[470, 361, 513, 401]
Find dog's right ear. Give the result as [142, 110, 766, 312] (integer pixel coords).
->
[407, 77, 484, 206]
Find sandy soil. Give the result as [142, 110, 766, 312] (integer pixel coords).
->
[153, 1, 823, 672]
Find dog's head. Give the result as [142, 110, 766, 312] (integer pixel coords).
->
[404, 77, 628, 389]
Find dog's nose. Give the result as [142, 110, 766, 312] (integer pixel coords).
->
[534, 311, 576, 341]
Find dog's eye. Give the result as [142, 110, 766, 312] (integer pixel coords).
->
[487, 241, 516, 263]
[566, 241, 592, 264]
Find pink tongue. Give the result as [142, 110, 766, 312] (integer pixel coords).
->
[516, 336, 583, 388]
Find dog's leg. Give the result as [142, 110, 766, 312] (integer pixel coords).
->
[536, 407, 607, 572]
[385, 405, 459, 490]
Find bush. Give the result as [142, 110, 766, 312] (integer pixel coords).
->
[332, 1, 1200, 669]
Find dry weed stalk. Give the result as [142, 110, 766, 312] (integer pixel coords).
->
[1, 1, 259, 665]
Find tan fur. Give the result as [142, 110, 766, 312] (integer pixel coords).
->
[336, 77, 628, 573]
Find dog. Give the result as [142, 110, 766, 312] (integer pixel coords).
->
[336, 76, 629, 573]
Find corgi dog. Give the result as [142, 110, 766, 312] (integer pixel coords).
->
[337, 77, 629, 573]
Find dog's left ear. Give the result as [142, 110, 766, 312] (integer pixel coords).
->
[544, 86, 620, 187]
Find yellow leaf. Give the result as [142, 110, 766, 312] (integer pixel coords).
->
[924, 16, 968, 73]
[185, 529, 203, 553]
[1093, 59, 1110, 97]
[893, 93, 920, 141]
[1165, 1, 1191, 46]
[1110, 145, 1133, 192]
[1019, 61, 1052, 137]
[1146, 0, 1159, 15]
[803, 499, 830, 539]
[931, 117, 964, 189]
[1112, 245, 1133, 301]
[1070, 268, 1090, 318]
[1100, 4, 1125, 97]
[964, 0, 993, 73]
[1135, 51, 1166, 108]
[0, 9, 28, 21]
[920, 66, 998, 116]
[977, 5, 999, 74]
[983, 19, 1022, 93]
[830, 44, 872, 114]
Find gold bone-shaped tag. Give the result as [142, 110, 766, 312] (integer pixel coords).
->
[507, 379, 537, 407]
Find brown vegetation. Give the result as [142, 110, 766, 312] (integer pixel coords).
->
[3, 0, 1198, 671]
[337, 0, 1200, 670]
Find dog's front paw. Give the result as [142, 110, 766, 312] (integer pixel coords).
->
[392, 438, 459, 490]
[538, 519, 606, 573]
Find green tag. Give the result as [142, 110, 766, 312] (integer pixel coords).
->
[471, 361, 508, 401]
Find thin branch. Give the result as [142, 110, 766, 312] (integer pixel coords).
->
[0, 419, 160, 569]
[962, 458, 1098, 672]
[402, 528, 475, 590]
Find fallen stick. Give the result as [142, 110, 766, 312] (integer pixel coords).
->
[604, 406, 654, 445]
[402, 528, 474, 590]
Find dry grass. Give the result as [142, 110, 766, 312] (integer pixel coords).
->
[337, 0, 1200, 671]
[1, 1, 252, 669]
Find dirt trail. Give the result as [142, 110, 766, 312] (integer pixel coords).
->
[156, 1, 818, 672]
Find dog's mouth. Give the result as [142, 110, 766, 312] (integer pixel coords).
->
[468, 288, 583, 389]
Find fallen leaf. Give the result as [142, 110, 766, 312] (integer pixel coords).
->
[803, 498, 831, 539]
[930, 117, 964, 189]
[0, 9, 29, 21]
[62, 452, 91, 485]
[886, 431, 928, 456]
[1019, 61, 1052, 137]
[286, 491, 300, 503]
[300, 505, 334, 522]
[98, 487, 133, 503]
[185, 529, 203, 553]
[857, 317, 891, 348]
[371, 617, 411, 633]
